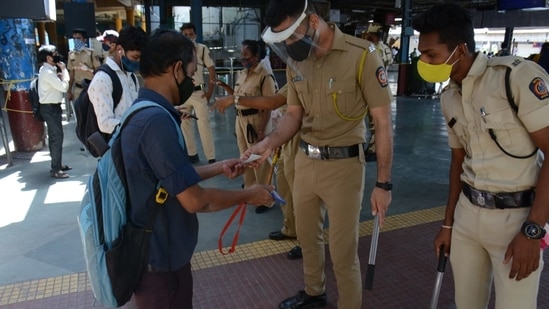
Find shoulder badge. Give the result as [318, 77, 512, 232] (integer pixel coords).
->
[529, 77, 549, 100]
[376, 66, 388, 88]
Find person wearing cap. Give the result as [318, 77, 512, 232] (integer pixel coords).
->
[415, 3, 549, 309]
[362, 23, 394, 162]
[97, 30, 119, 64]
[67, 28, 101, 102]
[244, 0, 394, 307]
[87, 26, 148, 135]
[178, 23, 217, 164]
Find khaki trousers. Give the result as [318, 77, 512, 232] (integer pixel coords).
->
[451, 193, 543, 309]
[277, 134, 299, 237]
[293, 149, 365, 309]
[180, 91, 216, 160]
[235, 112, 271, 188]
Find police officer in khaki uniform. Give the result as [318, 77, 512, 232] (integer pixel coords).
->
[212, 85, 302, 258]
[246, 0, 394, 307]
[216, 40, 276, 213]
[178, 23, 217, 164]
[67, 28, 101, 102]
[414, 4, 549, 309]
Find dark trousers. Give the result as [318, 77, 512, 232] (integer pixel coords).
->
[39, 103, 64, 171]
[133, 263, 193, 309]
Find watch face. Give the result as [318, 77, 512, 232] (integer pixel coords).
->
[524, 223, 543, 239]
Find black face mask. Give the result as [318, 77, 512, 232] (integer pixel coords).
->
[53, 55, 64, 63]
[285, 36, 314, 61]
[177, 74, 194, 104]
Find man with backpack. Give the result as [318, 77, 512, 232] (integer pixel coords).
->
[37, 45, 71, 179]
[87, 26, 148, 135]
[120, 28, 274, 308]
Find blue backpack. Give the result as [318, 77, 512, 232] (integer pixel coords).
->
[77, 101, 183, 308]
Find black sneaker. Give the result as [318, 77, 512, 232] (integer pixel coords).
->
[188, 154, 199, 164]
[279, 290, 327, 309]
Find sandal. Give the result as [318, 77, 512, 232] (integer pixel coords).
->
[50, 170, 70, 179]
[61, 165, 72, 171]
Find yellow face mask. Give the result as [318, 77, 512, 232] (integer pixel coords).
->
[417, 46, 459, 83]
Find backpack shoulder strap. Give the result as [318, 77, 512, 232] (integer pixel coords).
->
[96, 64, 123, 111]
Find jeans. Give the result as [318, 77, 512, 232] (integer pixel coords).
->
[39, 103, 64, 171]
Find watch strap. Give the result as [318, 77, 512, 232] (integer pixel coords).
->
[375, 181, 393, 191]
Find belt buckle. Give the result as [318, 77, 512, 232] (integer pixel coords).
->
[307, 144, 322, 159]
[476, 195, 486, 207]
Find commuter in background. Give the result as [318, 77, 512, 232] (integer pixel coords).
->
[88, 26, 148, 135]
[414, 3, 549, 309]
[247, 0, 394, 307]
[215, 39, 276, 214]
[536, 42, 549, 74]
[37, 45, 71, 179]
[123, 28, 274, 308]
[96, 30, 119, 64]
[362, 22, 394, 162]
[67, 28, 101, 102]
[178, 23, 217, 164]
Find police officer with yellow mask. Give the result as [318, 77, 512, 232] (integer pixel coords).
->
[414, 3, 549, 309]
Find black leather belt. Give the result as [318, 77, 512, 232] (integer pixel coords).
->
[299, 139, 361, 160]
[75, 83, 83, 89]
[194, 84, 204, 91]
[462, 183, 534, 209]
[235, 108, 259, 116]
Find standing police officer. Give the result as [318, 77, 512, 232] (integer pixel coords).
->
[67, 28, 101, 102]
[414, 3, 549, 309]
[245, 0, 394, 307]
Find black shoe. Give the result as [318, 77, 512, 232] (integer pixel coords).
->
[50, 170, 69, 179]
[188, 154, 199, 164]
[279, 290, 327, 309]
[287, 246, 303, 260]
[208, 159, 216, 164]
[365, 151, 377, 162]
[255, 205, 271, 214]
[269, 231, 296, 241]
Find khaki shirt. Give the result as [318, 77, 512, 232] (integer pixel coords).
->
[193, 43, 215, 85]
[374, 41, 393, 68]
[442, 53, 549, 192]
[286, 24, 392, 147]
[68, 48, 100, 85]
[234, 62, 277, 112]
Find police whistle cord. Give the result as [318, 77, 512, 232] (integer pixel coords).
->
[364, 215, 380, 290]
[429, 245, 448, 309]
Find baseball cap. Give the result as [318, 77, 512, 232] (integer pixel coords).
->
[97, 30, 119, 43]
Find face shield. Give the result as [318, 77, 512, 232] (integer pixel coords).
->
[261, 0, 321, 74]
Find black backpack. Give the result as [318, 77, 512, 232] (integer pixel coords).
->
[28, 75, 44, 122]
[74, 64, 136, 157]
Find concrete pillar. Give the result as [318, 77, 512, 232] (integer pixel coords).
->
[0, 18, 44, 151]
[115, 15, 122, 31]
[36, 22, 46, 46]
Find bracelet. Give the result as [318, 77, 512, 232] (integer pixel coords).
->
[441, 225, 453, 229]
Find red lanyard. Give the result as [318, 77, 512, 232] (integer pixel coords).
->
[218, 203, 247, 255]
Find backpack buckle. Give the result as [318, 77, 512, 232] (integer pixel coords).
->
[155, 187, 168, 204]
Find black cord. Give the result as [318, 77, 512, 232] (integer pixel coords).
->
[488, 129, 537, 159]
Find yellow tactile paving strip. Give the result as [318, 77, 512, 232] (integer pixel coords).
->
[0, 206, 445, 306]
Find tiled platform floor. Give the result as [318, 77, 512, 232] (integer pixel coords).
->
[1, 206, 548, 308]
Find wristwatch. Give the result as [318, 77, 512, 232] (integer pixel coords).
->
[234, 95, 240, 105]
[375, 181, 393, 191]
[521, 221, 546, 239]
